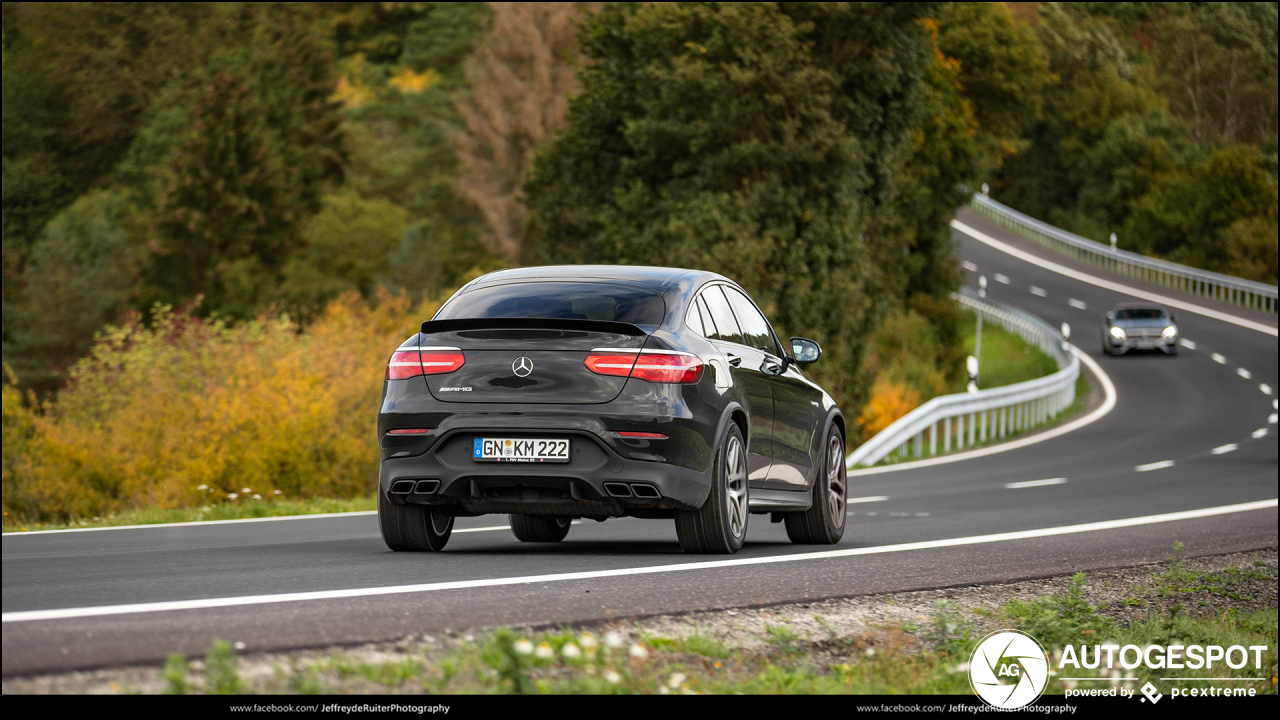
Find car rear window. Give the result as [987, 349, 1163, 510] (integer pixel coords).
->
[438, 282, 666, 326]
[1116, 308, 1168, 321]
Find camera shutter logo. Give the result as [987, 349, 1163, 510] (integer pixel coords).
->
[512, 356, 534, 377]
[969, 630, 1049, 709]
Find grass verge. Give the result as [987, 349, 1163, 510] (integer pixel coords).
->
[17, 546, 1268, 695]
[2, 496, 375, 534]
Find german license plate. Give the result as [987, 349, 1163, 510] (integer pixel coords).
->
[473, 438, 570, 463]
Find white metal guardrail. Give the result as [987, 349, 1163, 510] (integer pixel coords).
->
[967, 193, 1278, 314]
[846, 286, 1079, 468]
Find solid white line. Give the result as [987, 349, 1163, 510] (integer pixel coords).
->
[1211, 444, 1238, 455]
[1237, 368, 1252, 379]
[1030, 286, 1047, 297]
[1068, 299, 1087, 310]
[847, 496, 889, 504]
[1260, 384, 1272, 395]
[994, 274, 1010, 285]
[1178, 339, 1196, 350]
[5, 499, 1273, 624]
[849, 345, 1115, 476]
[952, 220, 1279, 337]
[1252, 428, 1268, 439]
[1005, 478, 1067, 489]
[1135, 460, 1175, 472]
[1211, 353, 1226, 364]
[3, 511, 378, 536]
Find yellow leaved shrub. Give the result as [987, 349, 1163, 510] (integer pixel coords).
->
[2, 290, 440, 523]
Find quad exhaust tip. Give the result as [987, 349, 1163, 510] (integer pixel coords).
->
[389, 480, 416, 494]
[630, 483, 661, 499]
[390, 479, 441, 495]
[602, 482, 632, 498]
[413, 479, 440, 494]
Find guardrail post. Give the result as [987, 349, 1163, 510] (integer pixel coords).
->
[929, 422, 937, 456]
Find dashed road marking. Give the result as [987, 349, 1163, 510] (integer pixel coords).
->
[1269, 413, 1277, 424]
[1237, 368, 1252, 379]
[1005, 478, 1068, 489]
[1211, 444, 1238, 455]
[1252, 428, 1269, 439]
[962, 261, 978, 271]
[847, 496, 889, 504]
[994, 274, 1010, 285]
[1030, 286, 1047, 297]
[1211, 353, 1226, 364]
[915, 512, 930, 517]
[1260, 384, 1272, 395]
[1068, 299, 1087, 310]
[1136, 460, 1175, 472]
[1179, 339, 1196, 349]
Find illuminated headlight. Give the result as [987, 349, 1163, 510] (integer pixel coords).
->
[1109, 326, 1126, 340]
[1162, 325, 1177, 338]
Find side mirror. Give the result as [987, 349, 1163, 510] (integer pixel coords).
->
[1104, 311, 1113, 323]
[1171, 313, 1178, 323]
[790, 337, 822, 364]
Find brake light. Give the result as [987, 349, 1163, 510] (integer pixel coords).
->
[584, 350, 704, 384]
[385, 347, 464, 379]
[386, 428, 430, 435]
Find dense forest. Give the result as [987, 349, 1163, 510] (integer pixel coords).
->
[2, 3, 1277, 477]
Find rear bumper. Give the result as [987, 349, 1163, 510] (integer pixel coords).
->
[378, 427, 713, 517]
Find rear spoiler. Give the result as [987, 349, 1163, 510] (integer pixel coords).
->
[420, 317, 647, 336]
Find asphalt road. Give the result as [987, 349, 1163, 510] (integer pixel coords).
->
[3, 208, 1276, 676]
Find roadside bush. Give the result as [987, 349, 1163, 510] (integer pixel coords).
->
[1, 290, 440, 524]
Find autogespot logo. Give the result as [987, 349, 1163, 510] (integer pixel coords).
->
[969, 630, 1050, 709]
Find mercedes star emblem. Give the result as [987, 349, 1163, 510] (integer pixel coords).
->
[512, 356, 534, 377]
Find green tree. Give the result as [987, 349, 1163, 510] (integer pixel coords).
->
[527, 3, 973, 422]
[125, 4, 345, 320]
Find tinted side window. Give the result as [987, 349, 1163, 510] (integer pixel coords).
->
[701, 287, 743, 344]
[724, 287, 779, 355]
[685, 300, 705, 336]
[697, 297, 717, 338]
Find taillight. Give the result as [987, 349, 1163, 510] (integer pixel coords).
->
[387, 350, 422, 380]
[584, 350, 704, 384]
[385, 347, 464, 379]
[420, 349, 465, 375]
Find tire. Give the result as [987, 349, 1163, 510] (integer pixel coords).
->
[378, 491, 453, 551]
[675, 422, 749, 554]
[509, 514, 572, 542]
[785, 427, 847, 544]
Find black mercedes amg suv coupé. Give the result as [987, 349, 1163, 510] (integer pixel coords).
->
[377, 266, 847, 554]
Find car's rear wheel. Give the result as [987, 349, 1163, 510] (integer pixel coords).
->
[378, 491, 453, 551]
[785, 428, 847, 544]
[675, 422, 748, 554]
[509, 514, 572, 542]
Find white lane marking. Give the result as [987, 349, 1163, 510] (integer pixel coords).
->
[1179, 339, 1196, 350]
[454, 525, 511, 534]
[952, 220, 1279, 337]
[850, 345, 1116, 475]
[1260, 384, 1272, 395]
[6, 499, 1274, 624]
[994, 274, 1010, 285]
[847, 496, 889, 504]
[1237, 368, 1252, 379]
[1068, 298, 1087, 310]
[1211, 353, 1226, 364]
[3, 511, 379, 537]
[915, 512, 931, 517]
[1135, 460, 1175, 472]
[1030, 286, 1047, 297]
[1211, 444, 1238, 455]
[1270, 413, 1278, 424]
[962, 261, 978, 271]
[1252, 428, 1268, 439]
[1005, 478, 1067, 489]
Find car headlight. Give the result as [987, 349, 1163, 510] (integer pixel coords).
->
[1109, 326, 1126, 340]
[1162, 325, 1177, 338]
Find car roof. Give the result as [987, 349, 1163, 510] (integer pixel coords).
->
[1112, 301, 1167, 311]
[467, 265, 724, 289]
